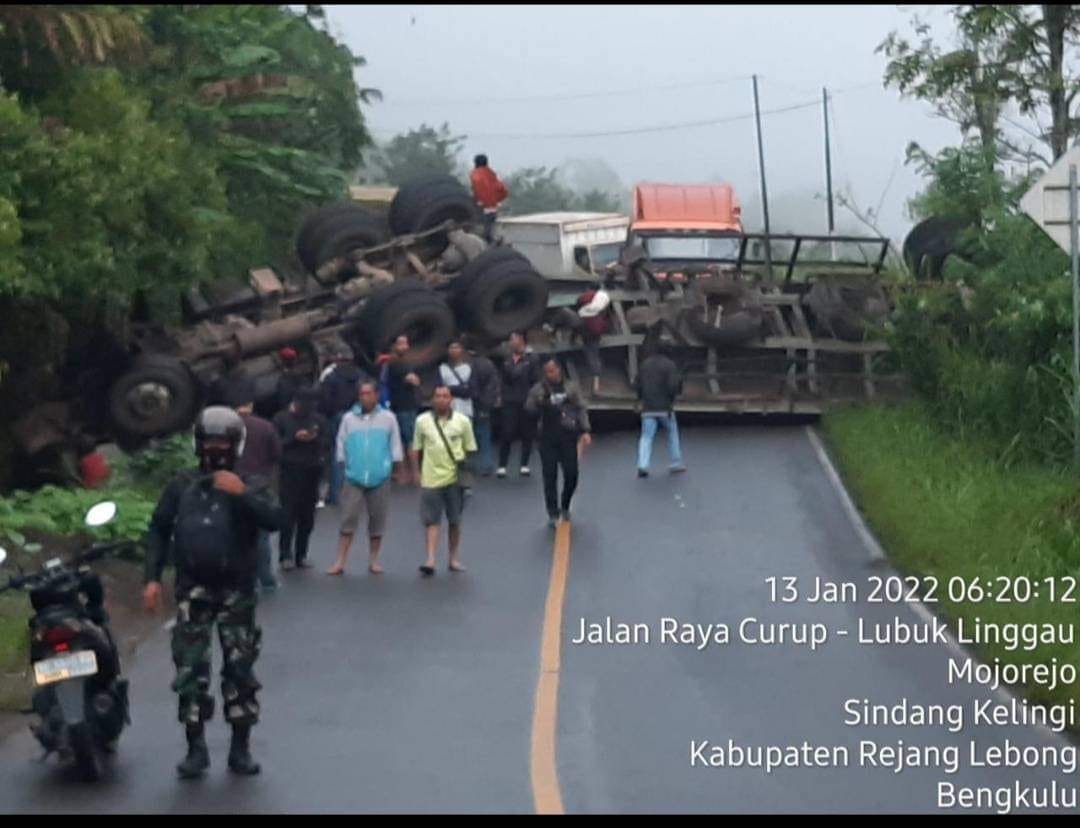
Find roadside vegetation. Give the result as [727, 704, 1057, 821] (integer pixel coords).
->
[0, 432, 195, 703]
[823, 403, 1080, 712]
[0, 4, 377, 490]
[825, 5, 1080, 719]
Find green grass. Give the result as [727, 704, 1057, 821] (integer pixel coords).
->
[823, 401, 1080, 713]
[0, 592, 29, 711]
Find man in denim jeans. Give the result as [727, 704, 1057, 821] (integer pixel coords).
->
[634, 346, 687, 478]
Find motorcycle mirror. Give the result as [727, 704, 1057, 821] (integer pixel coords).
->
[85, 501, 118, 528]
[0, 548, 6, 566]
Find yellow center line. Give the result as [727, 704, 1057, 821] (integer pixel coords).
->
[530, 520, 572, 815]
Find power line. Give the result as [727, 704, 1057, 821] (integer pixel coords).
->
[379, 74, 754, 107]
[370, 81, 879, 142]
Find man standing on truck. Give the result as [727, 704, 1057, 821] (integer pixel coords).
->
[635, 344, 687, 478]
[470, 154, 509, 242]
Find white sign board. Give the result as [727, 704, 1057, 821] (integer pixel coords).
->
[1020, 144, 1080, 253]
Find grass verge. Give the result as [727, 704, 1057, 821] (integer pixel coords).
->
[822, 401, 1080, 715]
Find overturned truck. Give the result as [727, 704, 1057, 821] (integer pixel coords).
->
[13, 176, 902, 469]
[531, 182, 902, 414]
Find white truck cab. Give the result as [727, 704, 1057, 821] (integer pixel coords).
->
[495, 212, 630, 280]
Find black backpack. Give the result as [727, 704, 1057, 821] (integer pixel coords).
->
[171, 477, 243, 580]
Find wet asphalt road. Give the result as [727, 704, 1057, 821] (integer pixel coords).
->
[0, 425, 1074, 813]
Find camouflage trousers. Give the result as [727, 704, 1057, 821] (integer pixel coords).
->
[171, 585, 262, 726]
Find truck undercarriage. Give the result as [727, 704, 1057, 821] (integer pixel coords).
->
[10, 178, 905, 470]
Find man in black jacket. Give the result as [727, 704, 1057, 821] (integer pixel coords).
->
[496, 331, 539, 478]
[463, 335, 500, 477]
[273, 386, 329, 570]
[143, 406, 284, 780]
[383, 335, 422, 451]
[634, 346, 687, 477]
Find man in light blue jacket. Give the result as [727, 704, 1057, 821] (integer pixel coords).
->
[326, 381, 404, 575]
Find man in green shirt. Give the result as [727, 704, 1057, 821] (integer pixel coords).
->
[410, 386, 478, 576]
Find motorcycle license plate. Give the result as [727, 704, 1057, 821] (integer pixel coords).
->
[33, 651, 98, 686]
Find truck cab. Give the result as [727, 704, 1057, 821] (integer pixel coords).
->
[629, 182, 745, 281]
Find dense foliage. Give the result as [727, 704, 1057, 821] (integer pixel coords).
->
[883, 5, 1080, 469]
[0, 5, 378, 489]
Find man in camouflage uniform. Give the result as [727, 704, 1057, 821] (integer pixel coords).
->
[143, 406, 284, 779]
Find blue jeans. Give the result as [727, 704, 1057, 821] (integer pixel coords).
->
[638, 412, 684, 471]
[395, 409, 418, 451]
[471, 415, 495, 475]
[327, 412, 345, 506]
[256, 529, 277, 588]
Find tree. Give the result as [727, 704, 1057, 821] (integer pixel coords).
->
[363, 122, 467, 186]
[992, 4, 1080, 161]
[880, 5, 1080, 169]
[502, 167, 579, 214]
[560, 157, 623, 197]
[578, 189, 624, 213]
[878, 6, 1030, 170]
[135, 4, 378, 265]
[0, 5, 148, 91]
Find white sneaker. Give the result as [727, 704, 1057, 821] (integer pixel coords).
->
[496, 467, 507, 478]
[316, 499, 326, 509]
[520, 466, 531, 477]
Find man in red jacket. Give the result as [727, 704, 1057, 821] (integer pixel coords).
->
[470, 154, 509, 241]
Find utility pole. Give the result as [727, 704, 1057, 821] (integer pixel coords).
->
[823, 86, 836, 260]
[752, 74, 773, 278]
[1071, 164, 1080, 468]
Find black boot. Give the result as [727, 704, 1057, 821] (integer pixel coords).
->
[228, 723, 261, 775]
[177, 723, 209, 779]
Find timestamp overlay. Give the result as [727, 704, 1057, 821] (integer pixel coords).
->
[557, 429, 1077, 814]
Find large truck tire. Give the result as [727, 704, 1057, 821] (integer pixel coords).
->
[357, 282, 456, 368]
[296, 203, 379, 272]
[305, 210, 389, 281]
[804, 277, 890, 342]
[682, 279, 764, 347]
[902, 216, 970, 280]
[107, 355, 199, 439]
[389, 176, 478, 259]
[452, 252, 549, 340]
[452, 246, 530, 298]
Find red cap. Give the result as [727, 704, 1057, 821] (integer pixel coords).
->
[279, 347, 298, 362]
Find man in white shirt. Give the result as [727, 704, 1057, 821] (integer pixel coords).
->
[438, 340, 474, 420]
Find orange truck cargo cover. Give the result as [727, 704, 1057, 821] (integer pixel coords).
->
[631, 182, 743, 233]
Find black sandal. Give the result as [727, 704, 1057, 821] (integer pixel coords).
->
[419, 565, 435, 576]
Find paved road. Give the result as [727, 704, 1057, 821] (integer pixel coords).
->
[0, 425, 1073, 813]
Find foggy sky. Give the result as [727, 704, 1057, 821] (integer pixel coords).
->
[326, 4, 967, 242]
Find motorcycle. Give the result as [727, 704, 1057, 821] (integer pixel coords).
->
[0, 501, 134, 781]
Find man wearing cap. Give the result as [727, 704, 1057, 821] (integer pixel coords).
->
[272, 347, 306, 417]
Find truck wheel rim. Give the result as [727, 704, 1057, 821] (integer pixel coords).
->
[127, 382, 172, 419]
